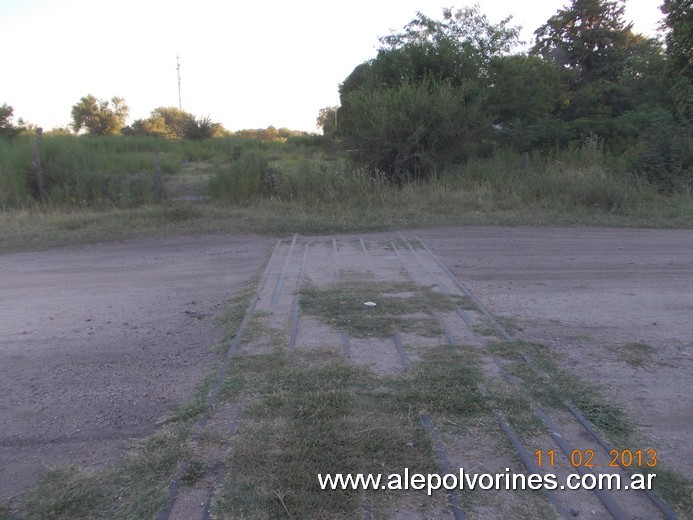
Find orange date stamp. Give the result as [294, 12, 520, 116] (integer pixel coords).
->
[535, 449, 657, 468]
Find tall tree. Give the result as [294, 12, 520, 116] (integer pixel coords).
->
[532, 0, 633, 85]
[660, 0, 692, 123]
[338, 6, 517, 180]
[340, 5, 520, 98]
[316, 106, 338, 138]
[71, 95, 128, 135]
[0, 104, 26, 140]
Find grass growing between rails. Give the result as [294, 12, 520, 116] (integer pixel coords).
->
[485, 340, 693, 516]
[300, 278, 469, 338]
[3, 277, 692, 518]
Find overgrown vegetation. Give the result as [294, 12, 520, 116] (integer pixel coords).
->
[2, 1, 691, 239]
[336, 2, 691, 186]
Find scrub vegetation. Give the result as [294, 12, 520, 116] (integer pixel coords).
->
[1, 0, 691, 252]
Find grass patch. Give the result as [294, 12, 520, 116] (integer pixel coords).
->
[487, 341, 634, 442]
[472, 321, 502, 338]
[214, 350, 443, 519]
[390, 345, 487, 417]
[20, 467, 112, 520]
[652, 468, 693, 519]
[607, 341, 656, 368]
[300, 279, 465, 338]
[1, 134, 692, 253]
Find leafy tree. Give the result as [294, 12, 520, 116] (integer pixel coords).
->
[124, 115, 169, 137]
[71, 95, 129, 135]
[340, 6, 519, 99]
[123, 107, 223, 139]
[530, 0, 674, 145]
[182, 116, 224, 140]
[533, 0, 633, 85]
[486, 55, 564, 149]
[618, 35, 670, 109]
[0, 104, 26, 140]
[124, 107, 194, 139]
[316, 106, 338, 138]
[150, 107, 196, 139]
[338, 6, 518, 180]
[660, 0, 692, 123]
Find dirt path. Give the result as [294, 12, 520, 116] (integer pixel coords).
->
[422, 227, 693, 479]
[0, 234, 270, 499]
[1, 227, 691, 513]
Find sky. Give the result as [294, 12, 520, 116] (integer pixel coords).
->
[0, 0, 666, 133]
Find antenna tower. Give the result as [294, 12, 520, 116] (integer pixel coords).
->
[176, 55, 182, 110]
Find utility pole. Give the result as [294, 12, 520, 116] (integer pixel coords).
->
[176, 55, 182, 110]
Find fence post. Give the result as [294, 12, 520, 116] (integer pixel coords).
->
[33, 127, 45, 200]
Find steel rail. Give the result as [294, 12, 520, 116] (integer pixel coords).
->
[289, 240, 312, 354]
[157, 238, 282, 520]
[271, 233, 298, 309]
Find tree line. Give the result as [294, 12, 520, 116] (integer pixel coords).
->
[320, 0, 691, 189]
[1, 97, 308, 142]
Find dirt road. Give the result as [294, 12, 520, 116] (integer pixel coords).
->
[0, 234, 270, 499]
[0, 227, 690, 502]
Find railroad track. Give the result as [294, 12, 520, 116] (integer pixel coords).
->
[157, 234, 678, 520]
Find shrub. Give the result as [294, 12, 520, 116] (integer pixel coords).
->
[629, 112, 692, 191]
[209, 151, 276, 202]
[340, 79, 490, 183]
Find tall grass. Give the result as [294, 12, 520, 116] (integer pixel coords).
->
[208, 140, 687, 219]
[1, 134, 690, 229]
[0, 135, 272, 208]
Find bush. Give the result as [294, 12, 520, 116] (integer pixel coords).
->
[629, 112, 692, 192]
[209, 151, 277, 202]
[340, 79, 490, 182]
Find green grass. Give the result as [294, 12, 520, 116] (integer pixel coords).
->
[2, 241, 691, 519]
[213, 348, 479, 519]
[300, 279, 465, 338]
[486, 341, 634, 442]
[1, 134, 691, 253]
[607, 342, 656, 368]
[484, 340, 692, 517]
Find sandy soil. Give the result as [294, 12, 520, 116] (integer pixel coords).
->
[0, 234, 270, 499]
[0, 226, 690, 507]
[422, 227, 693, 479]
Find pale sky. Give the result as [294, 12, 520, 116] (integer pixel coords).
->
[0, 0, 665, 132]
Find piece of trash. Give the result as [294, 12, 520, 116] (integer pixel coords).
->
[364, 301, 377, 307]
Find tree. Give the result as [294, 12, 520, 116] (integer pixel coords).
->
[71, 95, 129, 135]
[338, 7, 518, 180]
[529, 0, 674, 143]
[660, 0, 692, 123]
[182, 116, 225, 140]
[533, 0, 633, 85]
[0, 104, 26, 140]
[340, 6, 519, 99]
[150, 107, 195, 139]
[316, 106, 338, 138]
[486, 55, 564, 149]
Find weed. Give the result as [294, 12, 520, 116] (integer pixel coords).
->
[300, 280, 463, 338]
[607, 342, 655, 368]
[21, 467, 112, 520]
